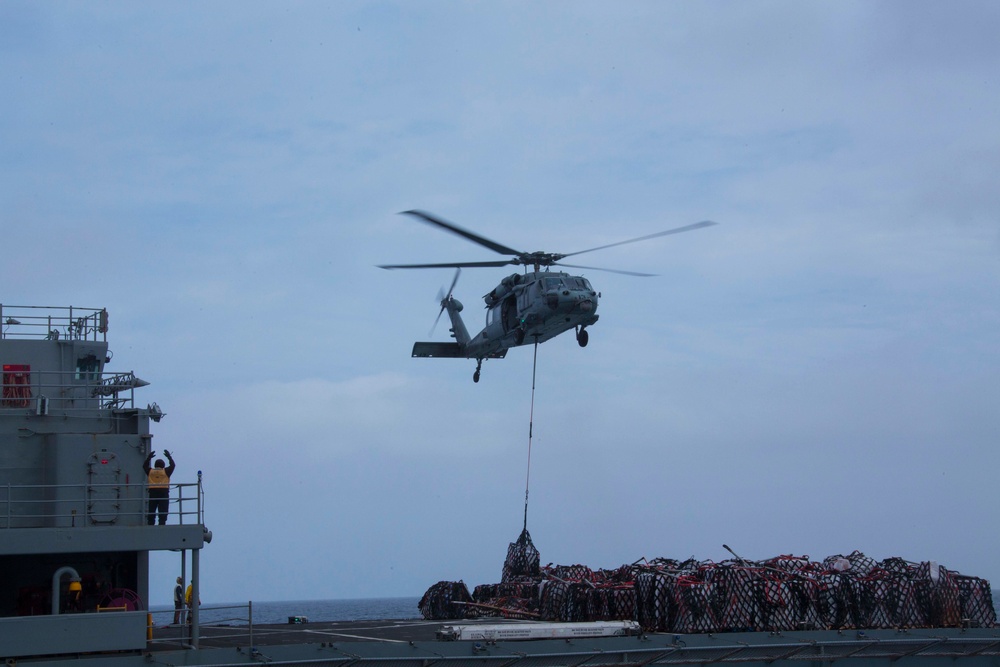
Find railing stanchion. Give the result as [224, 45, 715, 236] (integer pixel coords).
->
[197, 471, 204, 524]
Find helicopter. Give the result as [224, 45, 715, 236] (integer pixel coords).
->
[379, 210, 716, 382]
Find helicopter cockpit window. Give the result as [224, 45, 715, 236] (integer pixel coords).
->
[486, 307, 496, 327]
[570, 277, 591, 290]
[543, 278, 563, 290]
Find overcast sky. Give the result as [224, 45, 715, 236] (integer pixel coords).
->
[3, 2, 999, 608]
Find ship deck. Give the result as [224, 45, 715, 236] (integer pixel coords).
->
[147, 618, 1000, 661]
[10, 618, 998, 667]
[151, 616, 454, 649]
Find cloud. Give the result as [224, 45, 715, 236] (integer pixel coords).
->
[8, 2, 1000, 606]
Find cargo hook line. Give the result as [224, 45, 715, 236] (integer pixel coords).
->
[523, 338, 539, 532]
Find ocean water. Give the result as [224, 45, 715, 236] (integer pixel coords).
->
[153, 597, 422, 626]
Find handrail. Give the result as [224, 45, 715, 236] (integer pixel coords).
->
[0, 481, 203, 528]
[0, 304, 107, 342]
[147, 603, 256, 649]
[1, 369, 150, 411]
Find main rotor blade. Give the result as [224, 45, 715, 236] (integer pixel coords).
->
[561, 220, 718, 259]
[557, 263, 658, 277]
[401, 210, 524, 257]
[378, 260, 514, 270]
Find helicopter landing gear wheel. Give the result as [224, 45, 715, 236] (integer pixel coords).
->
[473, 359, 482, 383]
[577, 327, 589, 347]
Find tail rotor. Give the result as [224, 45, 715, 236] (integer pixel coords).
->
[431, 269, 461, 335]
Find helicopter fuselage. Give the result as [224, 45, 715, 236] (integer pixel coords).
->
[481, 271, 599, 348]
[411, 271, 600, 370]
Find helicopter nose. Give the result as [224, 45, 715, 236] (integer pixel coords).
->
[579, 299, 594, 313]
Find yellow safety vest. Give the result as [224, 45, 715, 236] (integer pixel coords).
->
[148, 468, 170, 489]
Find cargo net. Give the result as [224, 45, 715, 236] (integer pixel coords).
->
[419, 541, 996, 633]
[417, 581, 472, 620]
[501, 528, 540, 582]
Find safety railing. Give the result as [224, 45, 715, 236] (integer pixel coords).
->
[0, 304, 108, 341]
[0, 480, 203, 529]
[148, 602, 256, 650]
[0, 369, 154, 412]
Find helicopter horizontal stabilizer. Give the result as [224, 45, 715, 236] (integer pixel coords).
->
[412, 342, 464, 358]
[412, 342, 507, 360]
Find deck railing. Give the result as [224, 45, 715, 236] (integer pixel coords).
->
[0, 369, 155, 412]
[0, 304, 108, 342]
[148, 603, 257, 650]
[0, 480, 203, 529]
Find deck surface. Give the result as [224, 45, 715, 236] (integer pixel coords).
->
[151, 617, 491, 649]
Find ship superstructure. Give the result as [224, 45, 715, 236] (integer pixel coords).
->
[0, 305, 209, 659]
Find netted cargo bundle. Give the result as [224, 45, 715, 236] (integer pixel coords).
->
[574, 583, 638, 622]
[537, 580, 596, 622]
[543, 563, 595, 583]
[880, 556, 912, 576]
[762, 554, 817, 574]
[419, 537, 995, 633]
[956, 575, 997, 628]
[501, 528, 540, 582]
[596, 565, 635, 585]
[647, 557, 685, 570]
[475, 577, 540, 602]
[816, 572, 859, 629]
[589, 569, 612, 585]
[823, 555, 850, 571]
[571, 582, 593, 621]
[855, 568, 923, 629]
[634, 571, 655, 630]
[473, 583, 500, 601]
[418, 580, 472, 620]
[757, 575, 823, 631]
[498, 578, 541, 600]
[705, 564, 760, 632]
[584, 586, 612, 620]
[635, 571, 675, 631]
[913, 562, 962, 628]
[847, 550, 879, 577]
[884, 570, 925, 628]
[538, 579, 571, 621]
[674, 574, 718, 633]
[649, 557, 700, 573]
[607, 585, 638, 620]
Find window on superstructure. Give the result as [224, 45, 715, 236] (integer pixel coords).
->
[76, 354, 100, 381]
